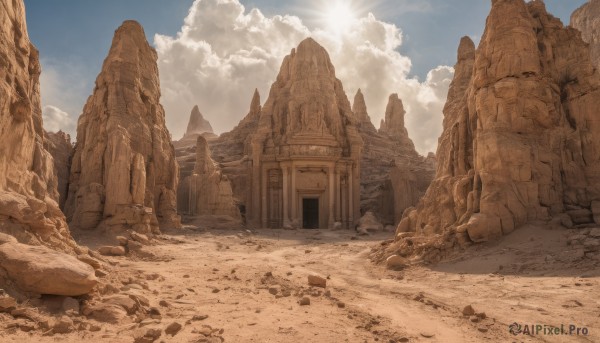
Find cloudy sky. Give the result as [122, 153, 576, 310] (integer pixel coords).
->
[25, 0, 587, 154]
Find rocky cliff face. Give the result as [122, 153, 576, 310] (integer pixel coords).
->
[0, 0, 97, 297]
[179, 136, 240, 218]
[65, 21, 180, 234]
[571, 0, 600, 69]
[354, 90, 435, 225]
[383, 0, 600, 263]
[45, 130, 72, 210]
[0, 0, 75, 252]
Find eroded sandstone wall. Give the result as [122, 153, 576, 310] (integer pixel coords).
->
[389, 0, 600, 262]
[354, 90, 435, 225]
[0, 0, 75, 252]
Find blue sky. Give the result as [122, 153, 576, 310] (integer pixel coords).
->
[23, 0, 589, 153]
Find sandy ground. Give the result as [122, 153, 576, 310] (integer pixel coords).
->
[1, 220, 599, 343]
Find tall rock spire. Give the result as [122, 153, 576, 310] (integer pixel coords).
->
[185, 105, 213, 137]
[379, 94, 407, 137]
[352, 89, 369, 122]
[65, 20, 180, 233]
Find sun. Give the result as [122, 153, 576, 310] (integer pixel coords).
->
[324, 1, 357, 34]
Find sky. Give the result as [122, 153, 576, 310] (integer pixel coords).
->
[24, 0, 588, 154]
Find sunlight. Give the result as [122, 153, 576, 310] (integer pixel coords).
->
[324, 1, 357, 34]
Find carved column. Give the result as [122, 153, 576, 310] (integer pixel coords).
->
[348, 163, 354, 228]
[291, 164, 297, 223]
[328, 164, 335, 228]
[261, 166, 268, 228]
[335, 166, 341, 222]
[282, 166, 290, 226]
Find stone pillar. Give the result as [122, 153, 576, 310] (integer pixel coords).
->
[348, 163, 354, 228]
[250, 142, 262, 227]
[353, 161, 361, 227]
[261, 166, 268, 228]
[335, 166, 341, 222]
[328, 164, 335, 228]
[291, 164, 297, 223]
[282, 166, 290, 226]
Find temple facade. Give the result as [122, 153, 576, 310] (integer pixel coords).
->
[243, 38, 363, 229]
[248, 133, 362, 229]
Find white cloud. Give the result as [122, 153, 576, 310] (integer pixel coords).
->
[154, 0, 453, 153]
[42, 105, 75, 134]
[39, 59, 90, 136]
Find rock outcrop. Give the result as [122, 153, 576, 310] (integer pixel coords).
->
[0, 0, 75, 252]
[45, 130, 72, 210]
[354, 90, 435, 225]
[208, 89, 263, 220]
[179, 136, 240, 218]
[0, 0, 97, 297]
[65, 21, 181, 234]
[571, 0, 600, 69]
[383, 0, 600, 262]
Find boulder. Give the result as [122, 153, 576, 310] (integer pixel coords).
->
[385, 255, 407, 270]
[307, 275, 327, 288]
[0, 242, 97, 296]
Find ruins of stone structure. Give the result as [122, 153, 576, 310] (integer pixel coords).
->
[354, 90, 435, 225]
[65, 21, 180, 234]
[211, 39, 363, 229]
[178, 136, 240, 218]
[571, 0, 600, 69]
[0, 0, 97, 296]
[45, 130, 72, 210]
[385, 0, 600, 262]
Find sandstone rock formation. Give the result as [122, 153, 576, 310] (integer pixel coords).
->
[179, 136, 240, 218]
[385, 0, 600, 262]
[0, 0, 98, 297]
[65, 21, 180, 234]
[174, 105, 217, 155]
[571, 0, 600, 69]
[185, 105, 213, 137]
[208, 89, 263, 220]
[45, 130, 72, 210]
[354, 90, 435, 225]
[0, 0, 75, 252]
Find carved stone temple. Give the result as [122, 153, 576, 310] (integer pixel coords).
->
[211, 38, 363, 229]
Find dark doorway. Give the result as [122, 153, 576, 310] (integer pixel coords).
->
[302, 198, 319, 229]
